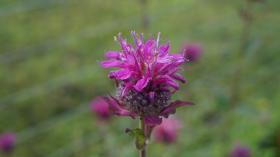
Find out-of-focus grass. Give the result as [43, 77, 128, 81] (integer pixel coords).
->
[0, 0, 279, 156]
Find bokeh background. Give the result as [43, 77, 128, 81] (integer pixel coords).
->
[0, 0, 279, 156]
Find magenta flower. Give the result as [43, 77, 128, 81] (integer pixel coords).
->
[0, 132, 16, 154]
[90, 97, 112, 121]
[101, 32, 193, 126]
[230, 144, 251, 157]
[181, 43, 203, 62]
[153, 116, 182, 144]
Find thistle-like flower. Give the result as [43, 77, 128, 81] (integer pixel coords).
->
[0, 132, 16, 154]
[153, 116, 182, 144]
[90, 97, 112, 121]
[230, 144, 251, 157]
[181, 43, 203, 63]
[101, 32, 192, 126]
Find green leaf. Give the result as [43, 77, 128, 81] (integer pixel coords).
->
[135, 134, 146, 150]
[125, 128, 146, 150]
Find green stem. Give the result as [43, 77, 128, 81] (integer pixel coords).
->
[139, 0, 149, 31]
[139, 118, 147, 157]
[229, 0, 254, 107]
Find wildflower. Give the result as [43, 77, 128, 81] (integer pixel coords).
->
[153, 117, 182, 144]
[90, 97, 111, 121]
[0, 132, 16, 154]
[101, 32, 193, 126]
[181, 43, 203, 62]
[230, 144, 251, 157]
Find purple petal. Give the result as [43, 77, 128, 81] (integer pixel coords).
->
[159, 42, 170, 56]
[117, 34, 135, 54]
[166, 79, 179, 90]
[120, 82, 133, 97]
[166, 66, 179, 75]
[155, 75, 179, 90]
[105, 51, 120, 59]
[131, 31, 143, 47]
[117, 34, 128, 51]
[156, 56, 172, 63]
[171, 74, 186, 83]
[134, 76, 151, 92]
[101, 60, 123, 68]
[103, 96, 135, 118]
[171, 54, 185, 65]
[160, 101, 194, 118]
[144, 116, 162, 126]
[157, 62, 177, 74]
[109, 69, 132, 80]
[144, 39, 156, 56]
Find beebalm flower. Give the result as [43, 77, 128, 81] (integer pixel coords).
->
[153, 116, 182, 144]
[230, 144, 251, 157]
[0, 132, 16, 154]
[181, 43, 203, 62]
[90, 97, 111, 121]
[101, 32, 193, 126]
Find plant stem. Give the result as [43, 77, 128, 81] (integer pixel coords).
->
[139, 118, 147, 157]
[229, 0, 254, 107]
[139, 146, 146, 157]
[139, 0, 149, 31]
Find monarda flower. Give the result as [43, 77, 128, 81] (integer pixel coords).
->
[0, 132, 16, 154]
[230, 144, 251, 157]
[101, 32, 193, 126]
[90, 97, 112, 121]
[153, 116, 182, 144]
[181, 43, 203, 62]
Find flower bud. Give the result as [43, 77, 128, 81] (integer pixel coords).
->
[181, 43, 203, 62]
[230, 144, 251, 157]
[153, 117, 182, 144]
[0, 132, 16, 154]
[90, 97, 111, 121]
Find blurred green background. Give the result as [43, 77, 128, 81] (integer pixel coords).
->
[0, 0, 279, 156]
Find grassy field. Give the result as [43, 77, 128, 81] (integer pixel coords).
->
[0, 0, 280, 156]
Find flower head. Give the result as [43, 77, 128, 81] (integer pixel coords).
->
[153, 116, 182, 144]
[101, 32, 193, 126]
[0, 132, 16, 154]
[230, 144, 251, 157]
[90, 97, 112, 121]
[181, 43, 203, 62]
